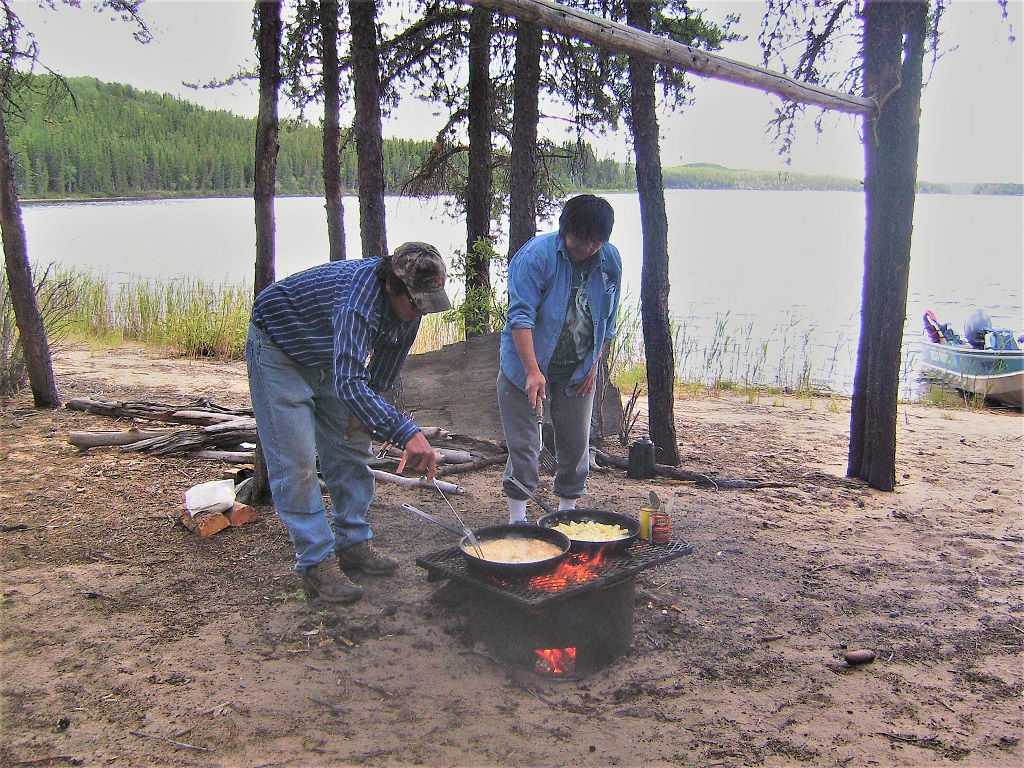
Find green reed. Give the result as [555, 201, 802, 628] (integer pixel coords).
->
[63, 269, 250, 358]
[606, 307, 849, 399]
[56, 270, 848, 397]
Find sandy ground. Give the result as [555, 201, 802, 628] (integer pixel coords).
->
[1, 343, 1022, 768]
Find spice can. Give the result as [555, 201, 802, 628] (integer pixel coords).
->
[639, 506, 656, 540]
[650, 512, 671, 544]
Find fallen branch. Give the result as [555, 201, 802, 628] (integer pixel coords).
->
[370, 470, 465, 494]
[121, 418, 256, 457]
[68, 427, 179, 450]
[592, 449, 794, 489]
[437, 454, 507, 477]
[129, 730, 208, 752]
[187, 450, 255, 463]
[66, 397, 251, 425]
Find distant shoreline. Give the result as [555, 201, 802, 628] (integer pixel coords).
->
[20, 183, 1022, 206]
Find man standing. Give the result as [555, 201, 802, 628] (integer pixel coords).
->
[247, 242, 451, 604]
[498, 195, 621, 523]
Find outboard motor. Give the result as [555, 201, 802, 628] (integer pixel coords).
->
[964, 309, 992, 349]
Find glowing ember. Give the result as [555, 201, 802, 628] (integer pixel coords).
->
[529, 549, 607, 591]
[535, 647, 576, 675]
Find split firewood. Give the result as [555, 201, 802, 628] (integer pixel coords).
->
[226, 501, 259, 526]
[179, 509, 231, 538]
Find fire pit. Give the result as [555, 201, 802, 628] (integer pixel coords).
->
[416, 538, 692, 678]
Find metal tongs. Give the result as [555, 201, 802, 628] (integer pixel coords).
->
[433, 478, 484, 558]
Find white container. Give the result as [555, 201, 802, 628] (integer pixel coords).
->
[184, 479, 235, 516]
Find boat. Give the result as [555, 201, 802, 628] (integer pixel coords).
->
[919, 310, 1024, 408]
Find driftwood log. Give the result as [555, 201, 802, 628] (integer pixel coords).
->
[592, 449, 797, 490]
[66, 398, 501, 476]
[69, 427, 179, 450]
[66, 397, 252, 425]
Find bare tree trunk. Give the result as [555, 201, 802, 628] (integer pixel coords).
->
[626, 0, 678, 466]
[507, 18, 542, 261]
[0, 102, 59, 408]
[349, 0, 387, 259]
[321, 0, 347, 262]
[251, 0, 283, 506]
[848, 0, 927, 491]
[465, 4, 493, 337]
[254, 0, 280, 298]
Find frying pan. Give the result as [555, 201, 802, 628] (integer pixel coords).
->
[400, 503, 571, 577]
[507, 476, 640, 554]
[536, 509, 641, 555]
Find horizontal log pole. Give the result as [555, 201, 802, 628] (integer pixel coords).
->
[468, 0, 875, 116]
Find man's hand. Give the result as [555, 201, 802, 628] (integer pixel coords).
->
[525, 368, 547, 411]
[396, 431, 438, 482]
[573, 363, 598, 396]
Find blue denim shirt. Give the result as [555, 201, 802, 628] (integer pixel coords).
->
[500, 232, 621, 395]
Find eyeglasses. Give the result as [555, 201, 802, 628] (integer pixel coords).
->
[404, 288, 425, 313]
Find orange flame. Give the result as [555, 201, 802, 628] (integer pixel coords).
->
[535, 647, 576, 675]
[529, 549, 607, 592]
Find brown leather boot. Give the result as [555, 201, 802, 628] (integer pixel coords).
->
[336, 540, 399, 575]
[301, 557, 363, 604]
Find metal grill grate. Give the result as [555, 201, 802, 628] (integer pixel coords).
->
[416, 539, 692, 608]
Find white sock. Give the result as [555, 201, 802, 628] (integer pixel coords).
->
[558, 497, 577, 511]
[508, 498, 528, 523]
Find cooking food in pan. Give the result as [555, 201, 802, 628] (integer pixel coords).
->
[461, 535, 565, 564]
[550, 520, 630, 542]
[538, 509, 641, 554]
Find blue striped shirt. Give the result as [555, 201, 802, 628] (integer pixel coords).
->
[251, 258, 420, 447]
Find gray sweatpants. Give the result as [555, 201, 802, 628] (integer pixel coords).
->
[497, 369, 596, 502]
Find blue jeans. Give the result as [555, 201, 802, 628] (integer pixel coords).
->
[246, 323, 373, 571]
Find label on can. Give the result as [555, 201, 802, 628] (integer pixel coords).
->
[650, 512, 671, 544]
[639, 506, 656, 540]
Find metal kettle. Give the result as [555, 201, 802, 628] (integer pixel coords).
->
[627, 436, 656, 479]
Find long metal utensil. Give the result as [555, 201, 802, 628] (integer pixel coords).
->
[507, 475, 558, 517]
[399, 503, 464, 536]
[536, 397, 544, 453]
[433, 478, 484, 558]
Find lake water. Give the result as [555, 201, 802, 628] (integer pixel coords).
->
[19, 191, 1024, 397]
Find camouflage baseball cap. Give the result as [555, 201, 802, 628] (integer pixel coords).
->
[391, 241, 452, 314]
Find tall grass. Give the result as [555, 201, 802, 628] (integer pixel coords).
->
[62, 269, 250, 358]
[51, 269, 851, 398]
[606, 307, 852, 398]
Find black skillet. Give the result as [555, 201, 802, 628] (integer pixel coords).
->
[507, 476, 640, 555]
[400, 503, 570, 577]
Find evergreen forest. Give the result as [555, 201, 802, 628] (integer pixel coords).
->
[11, 75, 1015, 200]
[7, 76, 630, 200]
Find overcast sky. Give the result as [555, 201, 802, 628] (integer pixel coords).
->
[13, 0, 1024, 184]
